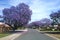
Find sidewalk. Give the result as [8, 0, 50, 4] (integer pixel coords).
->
[0, 29, 28, 40]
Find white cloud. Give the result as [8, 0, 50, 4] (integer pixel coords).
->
[6, 0, 60, 22]
[0, 0, 60, 22]
[9, 0, 32, 6]
[29, 0, 60, 22]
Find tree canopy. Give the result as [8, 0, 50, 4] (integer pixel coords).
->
[50, 10, 60, 25]
[3, 3, 32, 30]
[28, 18, 51, 28]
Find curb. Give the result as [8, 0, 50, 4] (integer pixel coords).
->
[36, 29, 60, 40]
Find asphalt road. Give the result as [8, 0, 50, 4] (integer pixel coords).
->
[15, 29, 56, 40]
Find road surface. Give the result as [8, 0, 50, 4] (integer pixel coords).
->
[15, 29, 56, 40]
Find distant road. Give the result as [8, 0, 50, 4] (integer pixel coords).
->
[15, 29, 56, 40]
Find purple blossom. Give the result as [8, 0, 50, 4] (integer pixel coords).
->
[3, 3, 32, 30]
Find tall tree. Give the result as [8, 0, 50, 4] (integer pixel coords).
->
[3, 3, 32, 30]
[50, 10, 60, 30]
[50, 11, 60, 25]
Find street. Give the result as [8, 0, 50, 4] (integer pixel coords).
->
[14, 29, 56, 40]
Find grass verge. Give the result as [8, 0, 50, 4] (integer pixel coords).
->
[48, 34, 60, 39]
[0, 33, 11, 38]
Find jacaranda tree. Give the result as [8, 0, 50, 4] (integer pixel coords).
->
[50, 10, 60, 30]
[40, 18, 52, 26]
[3, 3, 32, 30]
[28, 18, 51, 28]
[50, 10, 60, 25]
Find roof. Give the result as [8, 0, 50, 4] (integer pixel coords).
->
[0, 22, 10, 27]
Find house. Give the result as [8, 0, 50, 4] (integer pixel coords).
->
[0, 22, 11, 33]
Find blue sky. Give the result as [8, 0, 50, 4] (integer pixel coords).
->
[0, 0, 60, 22]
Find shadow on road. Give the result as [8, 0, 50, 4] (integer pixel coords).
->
[40, 32, 45, 34]
[3, 30, 24, 34]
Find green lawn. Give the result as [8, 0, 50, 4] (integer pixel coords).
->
[0, 33, 11, 38]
